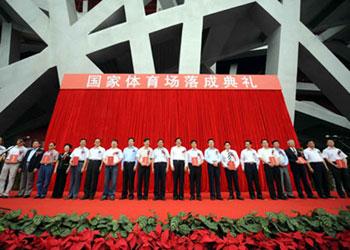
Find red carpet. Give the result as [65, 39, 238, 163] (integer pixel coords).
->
[1, 192, 349, 220]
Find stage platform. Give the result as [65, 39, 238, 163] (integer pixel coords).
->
[1, 192, 349, 220]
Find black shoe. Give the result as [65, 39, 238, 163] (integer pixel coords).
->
[250, 196, 256, 200]
[196, 196, 202, 201]
[34, 196, 41, 199]
[120, 196, 127, 200]
[153, 197, 158, 201]
[72, 196, 78, 200]
[179, 196, 184, 200]
[137, 196, 142, 200]
[287, 195, 296, 199]
[216, 197, 223, 200]
[210, 196, 215, 200]
[307, 195, 316, 199]
[320, 195, 327, 199]
[190, 196, 195, 200]
[81, 196, 89, 200]
[23, 195, 30, 198]
[237, 196, 244, 200]
[89, 196, 94, 200]
[101, 195, 107, 201]
[15, 194, 23, 198]
[257, 196, 264, 200]
[299, 194, 305, 199]
[279, 196, 287, 200]
[327, 195, 337, 199]
[173, 195, 178, 200]
[143, 196, 148, 200]
[109, 196, 115, 201]
[160, 197, 165, 201]
[128, 196, 134, 200]
[271, 197, 277, 200]
[40, 196, 45, 199]
[228, 195, 234, 200]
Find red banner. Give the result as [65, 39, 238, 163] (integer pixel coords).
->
[61, 74, 281, 90]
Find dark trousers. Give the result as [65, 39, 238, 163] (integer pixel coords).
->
[68, 161, 83, 198]
[154, 162, 167, 199]
[264, 164, 283, 199]
[244, 163, 262, 198]
[207, 163, 222, 198]
[37, 164, 54, 197]
[225, 168, 241, 197]
[137, 165, 150, 198]
[83, 160, 101, 199]
[173, 160, 185, 198]
[189, 164, 201, 197]
[103, 166, 118, 197]
[122, 162, 136, 198]
[330, 163, 350, 197]
[310, 162, 330, 198]
[52, 164, 69, 198]
[290, 163, 313, 198]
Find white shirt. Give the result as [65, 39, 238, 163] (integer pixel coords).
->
[240, 148, 259, 169]
[88, 146, 105, 160]
[42, 149, 59, 164]
[303, 147, 324, 163]
[123, 146, 138, 163]
[170, 146, 187, 162]
[6, 145, 27, 162]
[221, 149, 240, 168]
[258, 147, 273, 164]
[322, 147, 347, 162]
[103, 147, 123, 165]
[204, 147, 221, 164]
[186, 148, 204, 166]
[136, 147, 153, 163]
[152, 147, 170, 163]
[272, 148, 289, 166]
[0, 145, 6, 156]
[71, 146, 89, 161]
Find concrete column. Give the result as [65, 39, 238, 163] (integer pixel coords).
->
[265, 0, 300, 122]
[0, 22, 12, 67]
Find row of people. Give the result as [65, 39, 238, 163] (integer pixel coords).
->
[0, 137, 348, 200]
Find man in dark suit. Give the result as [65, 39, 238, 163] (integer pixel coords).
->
[17, 140, 43, 198]
[285, 139, 315, 199]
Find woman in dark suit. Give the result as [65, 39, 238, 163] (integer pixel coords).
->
[52, 144, 72, 198]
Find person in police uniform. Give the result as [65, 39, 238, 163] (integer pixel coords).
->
[240, 140, 263, 200]
[303, 140, 333, 199]
[170, 137, 186, 200]
[136, 138, 153, 200]
[152, 139, 170, 200]
[221, 141, 243, 200]
[204, 138, 223, 200]
[66, 138, 89, 199]
[322, 139, 349, 198]
[186, 140, 204, 200]
[121, 138, 138, 200]
[17, 139, 44, 198]
[82, 138, 105, 200]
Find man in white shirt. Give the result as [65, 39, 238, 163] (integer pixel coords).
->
[152, 139, 170, 200]
[170, 138, 186, 200]
[136, 138, 153, 200]
[322, 139, 349, 198]
[35, 142, 59, 199]
[121, 137, 138, 200]
[221, 141, 243, 200]
[101, 139, 123, 200]
[205, 138, 223, 200]
[258, 139, 284, 200]
[303, 140, 332, 198]
[0, 138, 27, 198]
[82, 138, 105, 200]
[285, 139, 315, 199]
[240, 140, 263, 200]
[67, 138, 89, 199]
[186, 140, 204, 200]
[272, 140, 295, 199]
